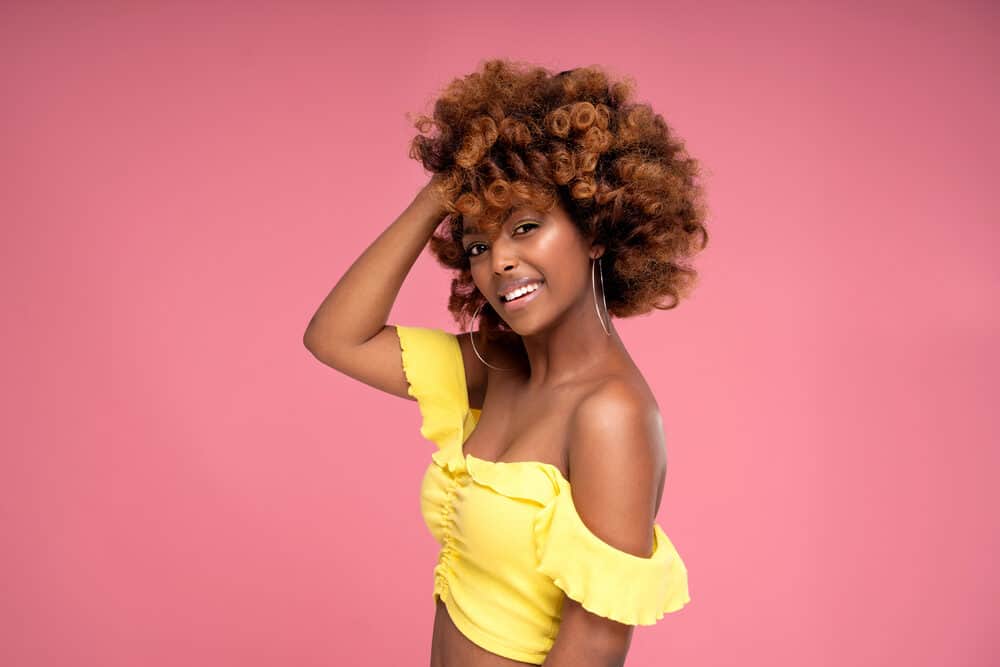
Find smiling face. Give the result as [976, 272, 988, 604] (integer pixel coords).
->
[461, 203, 604, 335]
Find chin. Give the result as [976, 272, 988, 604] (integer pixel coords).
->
[500, 314, 550, 337]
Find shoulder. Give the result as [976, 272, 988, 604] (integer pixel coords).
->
[566, 378, 667, 553]
[570, 377, 665, 481]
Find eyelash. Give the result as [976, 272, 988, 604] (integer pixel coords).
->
[465, 223, 538, 258]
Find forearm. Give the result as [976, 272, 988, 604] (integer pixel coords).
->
[304, 180, 447, 350]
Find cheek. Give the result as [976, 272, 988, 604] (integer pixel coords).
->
[470, 264, 492, 297]
[533, 238, 586, 281]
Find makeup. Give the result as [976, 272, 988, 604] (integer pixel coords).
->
[501, 282, 545, 312]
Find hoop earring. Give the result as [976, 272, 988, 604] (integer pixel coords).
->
[593, 257, 612, 336]
[469, 301, 513, 371]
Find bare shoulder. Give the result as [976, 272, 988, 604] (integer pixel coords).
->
[571, 378, 664, 460]
[567, 377, 667, 511]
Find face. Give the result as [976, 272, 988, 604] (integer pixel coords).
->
[461, 203, 604, 334]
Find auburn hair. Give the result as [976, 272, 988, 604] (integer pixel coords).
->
[407, 58, 710, 334]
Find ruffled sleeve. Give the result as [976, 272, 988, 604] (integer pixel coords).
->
[532, 483, 691, 626]
[395, 325, 471, 451]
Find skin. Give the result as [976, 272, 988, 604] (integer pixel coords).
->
[461, 203, 626, 390]
[426, 204, 665, 667]
[303, 177, 664, 666]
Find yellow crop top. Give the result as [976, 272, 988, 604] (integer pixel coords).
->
[396, 325, 690, 664]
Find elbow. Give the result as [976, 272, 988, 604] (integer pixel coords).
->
[303, 321, 321, 351]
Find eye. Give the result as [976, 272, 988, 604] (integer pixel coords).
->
[464, 222, 538, 258]
[465, 243, 487, 258]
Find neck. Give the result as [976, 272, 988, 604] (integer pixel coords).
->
[518, 293, 622, 390]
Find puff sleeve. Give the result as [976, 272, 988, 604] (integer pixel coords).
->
[532, 485, 691, 626]
[395, 325, 471, 451]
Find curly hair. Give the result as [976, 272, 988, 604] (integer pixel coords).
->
[407, 58, 710, 335]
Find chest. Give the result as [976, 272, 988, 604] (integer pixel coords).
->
[460, 376, 592, 479]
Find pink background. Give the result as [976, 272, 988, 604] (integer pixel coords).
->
[3, 1, 996, 665]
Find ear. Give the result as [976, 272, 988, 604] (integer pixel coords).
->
[590, 243, 606, 260]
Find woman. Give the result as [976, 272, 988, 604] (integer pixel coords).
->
[305, 59, 708, 666]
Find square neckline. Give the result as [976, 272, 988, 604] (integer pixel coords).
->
[459, 402, 572, 485]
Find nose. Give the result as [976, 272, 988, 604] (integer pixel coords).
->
[489, 234, 520, 275]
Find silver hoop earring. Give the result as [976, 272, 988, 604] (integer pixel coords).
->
[470, 301, 513, 371]
[592, 257, 612, 336]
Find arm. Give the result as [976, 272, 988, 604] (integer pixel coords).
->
[543, 381, 667, 667]
[303, 175, 448, 361]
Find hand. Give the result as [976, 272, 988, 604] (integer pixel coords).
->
[416, 173, 449, 219]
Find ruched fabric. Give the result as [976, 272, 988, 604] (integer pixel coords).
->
[395, 325, 690, 664]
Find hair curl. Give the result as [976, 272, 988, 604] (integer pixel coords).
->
[407, 58, 709, 335]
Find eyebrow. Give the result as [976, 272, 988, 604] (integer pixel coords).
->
[462, 215, 541, 235]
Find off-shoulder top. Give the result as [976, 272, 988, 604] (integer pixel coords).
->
[396, 325, 690, 664]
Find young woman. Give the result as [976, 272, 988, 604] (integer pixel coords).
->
[305, 59, 708, 666]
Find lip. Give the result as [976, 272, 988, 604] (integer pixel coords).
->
[497, 277, 545, 299]
[500, 281, 545, 312]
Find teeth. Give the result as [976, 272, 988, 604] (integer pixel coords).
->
[502, 283, 541, 302]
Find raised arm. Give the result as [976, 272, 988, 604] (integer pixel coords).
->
[302, 175, 448, 398]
